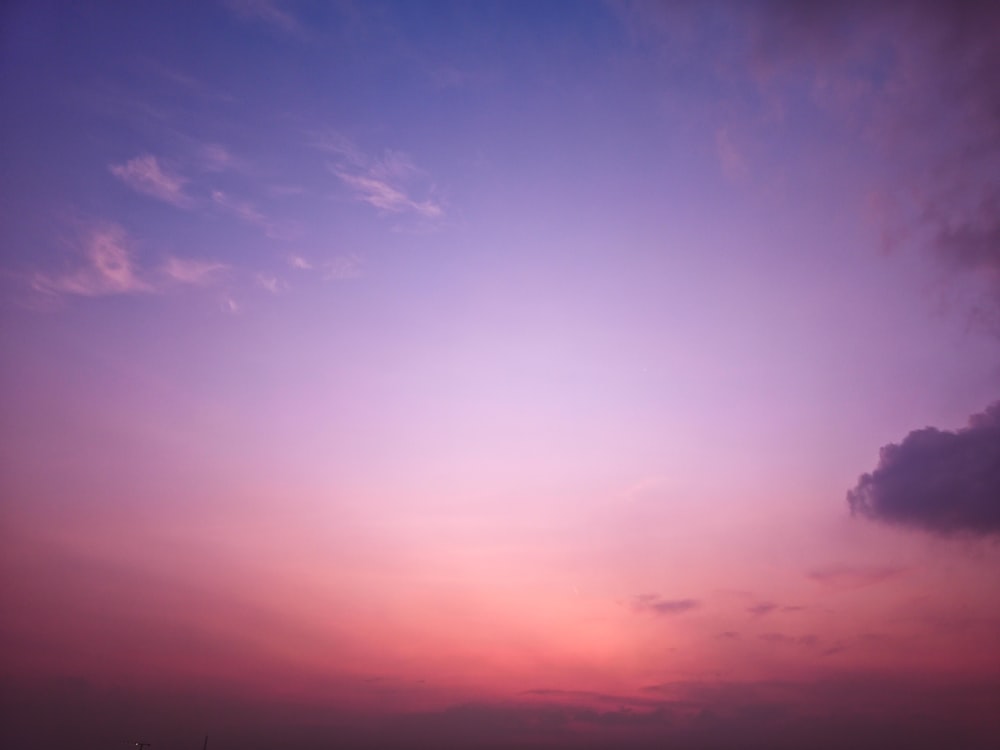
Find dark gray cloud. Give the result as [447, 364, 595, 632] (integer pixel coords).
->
[847, 402, 1000, 535]
[747, 602, 778, 617]
[632, 594, 700, 616]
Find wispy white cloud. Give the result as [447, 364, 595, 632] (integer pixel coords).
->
[110, 154, 192, 207]
[161, 256, 228, 285]
[315, 131, 445, 220]
[256, 272, 287, 293]
[211, 189, 298, 240]
[324, 254, 363, 280]
[223, 0, 301, 34]
[312, 130, 366, 166]
[331, 170, 443, 218]
[200, 143, 242, 173]
[33, 223, 153, 297]
[146, 63, 237, 103]
[285, 252, 361, 279]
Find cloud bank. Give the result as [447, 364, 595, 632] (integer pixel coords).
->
[848, 402, 1000, 536]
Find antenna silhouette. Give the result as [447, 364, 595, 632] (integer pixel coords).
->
[202, 736, 208, 750]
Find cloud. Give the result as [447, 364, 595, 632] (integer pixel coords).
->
[211, 189, 295, 239]
[315, 131, 445, 220]
[747, 602, 779, 617]
[807, 564, 905, 590]
[632, 594, 700, 616]
[31, 221, 229, 300]
[256, 273, 287, 293]
[715, 127, 749, 183]
[287, 254, 313, 270]
[332, 169, 443, 219]
[200, 143, 241, 172]
[32, 223, 153, 297]
[759, 632, 819, 648]
[323, 254, 362, 280]
[109, 154, 191, 207]
[161, 256, 227, 285]
[747, 1, 1000, 296]
[222, 0, 301, 34]
[847, 403, 1000, 535]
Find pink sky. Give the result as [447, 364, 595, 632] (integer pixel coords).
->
[2, 2, 1000, 749]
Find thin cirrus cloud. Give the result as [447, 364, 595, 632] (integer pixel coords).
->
[210, 189, 297, 240]
[199, 143, 242, 173]
[632, 595, 700, 616]
[315, 131, 445, 220]
[284, 253, 362, 280]
[287, 254, 313, 270]
[323, 255, 362, 280]
[161, 256, 228, 286]
[32, 221, 227, 299]
[32, 222, 153, 297]
[109, 154, 192, 207]
[256, 273, 287, 294]
[222, 0, 302, 35]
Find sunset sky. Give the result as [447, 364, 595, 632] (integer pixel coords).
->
[2, 2, 1000, 749]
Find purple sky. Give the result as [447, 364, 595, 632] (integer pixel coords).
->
[2, 2, 1000, 749]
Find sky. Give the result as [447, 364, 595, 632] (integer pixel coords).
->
[1, 1, 1000, 748]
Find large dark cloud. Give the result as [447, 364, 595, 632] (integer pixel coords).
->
[847, 402, 1000, 535]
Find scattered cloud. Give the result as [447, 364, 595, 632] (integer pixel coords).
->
[323, 254, 362, 280]
[161, 256, 227, 285]
[256, 273, 287, 293]
[747, 602, 779, 617]
[632, 594, 700, 616]
[332, 169, 443, 219]
[746, 1, 1000, 298]
[311, 129, 366, 166]
[222, 0, 301, 35]
[200, 143, 242, 172]
[109, 154, 191, 207]
[807, 564, 905, 590]
[211, 189, 296, 239]
[847, 403, 1000, 536]
[30, 221, 230, 301]
[759, 632, 819, 648]
[32, 222, 153, 297]
[287, 254, 313, 270]
[315, 131, 445, 221]
[146, 63, 237, 103]
[283, 253, 361, 280]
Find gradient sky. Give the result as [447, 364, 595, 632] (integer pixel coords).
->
[2, 2, 1000, 749]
